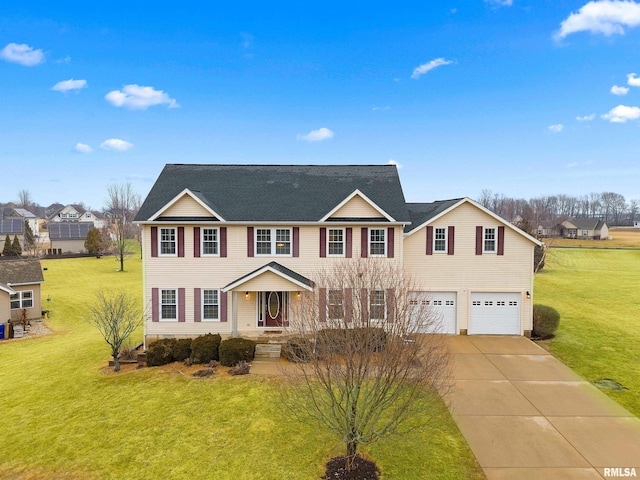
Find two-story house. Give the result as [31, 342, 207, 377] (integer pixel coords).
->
[135, 164, 541, 346]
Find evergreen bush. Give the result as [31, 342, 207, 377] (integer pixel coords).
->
[533, 304, 560, 338]
[191, 333, 221, 364]
[219, 338, 256, 367]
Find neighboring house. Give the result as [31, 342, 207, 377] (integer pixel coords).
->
[556, 218, 609, 240]
[48, 223, 93, 254]
[0, 258, 44, 323]
[536, 223, 555, 238]
[0, 218, 24, 250]
[48, 204, 106, 229]
[135, 164, 541, 345]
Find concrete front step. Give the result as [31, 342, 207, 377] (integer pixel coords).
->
[255, 343, 283, 358]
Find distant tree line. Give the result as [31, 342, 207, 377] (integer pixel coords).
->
[477, 190, 638, 227]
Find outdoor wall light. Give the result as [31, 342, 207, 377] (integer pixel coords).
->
[526, 291, 531, 299]
[245, 292, 249, 298]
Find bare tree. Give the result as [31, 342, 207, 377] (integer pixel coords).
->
[280, 258, 451, 473]
[16, 189, 34, 211]
[88, 291, 144, 372]
[105, 183, 141, 272]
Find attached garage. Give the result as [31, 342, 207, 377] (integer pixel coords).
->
[408, 291, 457, 334]
[469, 292, 521, 335]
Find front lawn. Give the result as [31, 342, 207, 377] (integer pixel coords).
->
[0, 252, 484, 479]
[535, 248, 640, 416]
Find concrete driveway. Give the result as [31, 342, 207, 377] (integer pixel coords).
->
[445, 336, 640, 480]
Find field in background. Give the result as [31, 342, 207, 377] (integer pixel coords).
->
[0, 251, 483, 480]
[542, 226, 640, 249]
[535, 247, 640, 416]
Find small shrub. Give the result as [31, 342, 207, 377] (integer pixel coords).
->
[191, 333, 221, 364]
[146, 338, 177, 367]
[229, 361, 250, 376]
[173, 338, 193, 362]
[219, 338, 256, 367]
[282, 337, 312, 363]
[533, 304, 560, 338]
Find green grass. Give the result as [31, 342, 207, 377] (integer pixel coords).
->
[0, 251, 484, 480]
[535, 248, 640, 416]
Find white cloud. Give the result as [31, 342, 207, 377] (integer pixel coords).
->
[555, 0, 640, 39]
[611, 85, 629, 95]
[0, 42, 45, 66]
[485, 0, 513, 7]
[52, 79, 87, 93]
[100, 138, 134, 151]
[411, 58, 453, 79]
[548, 124, 564, 133]
[105, 84, 179, 110]
[387, 159, 402, 169]
[628, 72, 640, 86]
[372, 106, 391, 111]
[296, 127, 334, 142]
[240, 32, 254, 48]
[602, 104, 640, 122]
[576, 113, 596, 121]
[74, 143, 93, 154]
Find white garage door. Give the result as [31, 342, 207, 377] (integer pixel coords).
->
[469, 293, 521, 335]
[408, 292, 457, 334]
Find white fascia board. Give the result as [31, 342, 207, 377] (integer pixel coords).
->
[403, 199, 467, 238]
[319, 189, 396, 222]
[148, 188, 226, 222]
[222, 266, 314, 293]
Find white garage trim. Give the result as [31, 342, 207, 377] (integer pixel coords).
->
[469, 292, 521, 335]
[408, 291, 457, 334]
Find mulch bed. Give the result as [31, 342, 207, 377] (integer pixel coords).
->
[322, 455, 379, 480]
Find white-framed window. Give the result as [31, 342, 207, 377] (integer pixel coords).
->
[328, 289, 344, 320]
[483, 227, 497, 253]
[202, 289, 219, 321]
[369, 229, 386, 257]
[582, 230, 588, 237]
[434, 227, 447, 252]
[160, 289, 177, 320]
[370, 290, 386, 320]
[201, 228, 219, 256]
[255, 228, 291, 256]
[10, 290, 33, 310]
[328, 228, 344, 256]
[160, 227, 177, 256]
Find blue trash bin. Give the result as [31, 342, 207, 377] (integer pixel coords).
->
[0, 323, 4, 340]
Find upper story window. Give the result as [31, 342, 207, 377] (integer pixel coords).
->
[202, 228, 219, 256]
[434, 227, 447, 252]
[369, 229, 386, 257]
[328, 228, 344, 256]
[256, 228, 291, 256]
[161, 289, 177, 320]
[483, 227, 497, 253]
[160, 227, 177, 256]
[11, 290, 33, 310]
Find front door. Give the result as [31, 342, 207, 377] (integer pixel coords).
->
[259, 291, 289, 327]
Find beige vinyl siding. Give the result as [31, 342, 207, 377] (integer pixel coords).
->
[10, 284, 42, 322]
[0, 291, 10, 322]
[403, 202, 535, 333]
[143, 223, 403, 339]
[51, 239, 85, 254]
[162, 195, 215, 218]
[330, 195, 385, 219]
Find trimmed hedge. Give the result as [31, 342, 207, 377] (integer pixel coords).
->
[146, 338, 177, 367]
[282, 337, 312, 363]
[191, 333, 222, 364]
[219, 338, 256, 367]
[533, 304, 560, 338]
[173, 338, 193, 362]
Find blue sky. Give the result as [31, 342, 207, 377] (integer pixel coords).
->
[2, 1, 640, 210]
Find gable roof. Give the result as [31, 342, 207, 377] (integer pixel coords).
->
[563, 218, 607, 231]
[404, 199, 464, 233]
[135, 164, 410, 223]
[0, 259, 44, 285]
[222, 261, 315, 292]
[49, 222, 93, 240]
[0, 219, 24, 235]
[404, 197, 542, 246]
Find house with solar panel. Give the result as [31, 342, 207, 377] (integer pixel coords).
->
[134, 164, 541, 345]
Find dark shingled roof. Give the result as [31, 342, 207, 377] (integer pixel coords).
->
[135, 164, 410, 223]
[568, 218, 607, 231]
[0, 259, 44, 285]
[404, 199, 463, 233]
[49, 222, 93, 240]
[223, 261, 315, 291]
